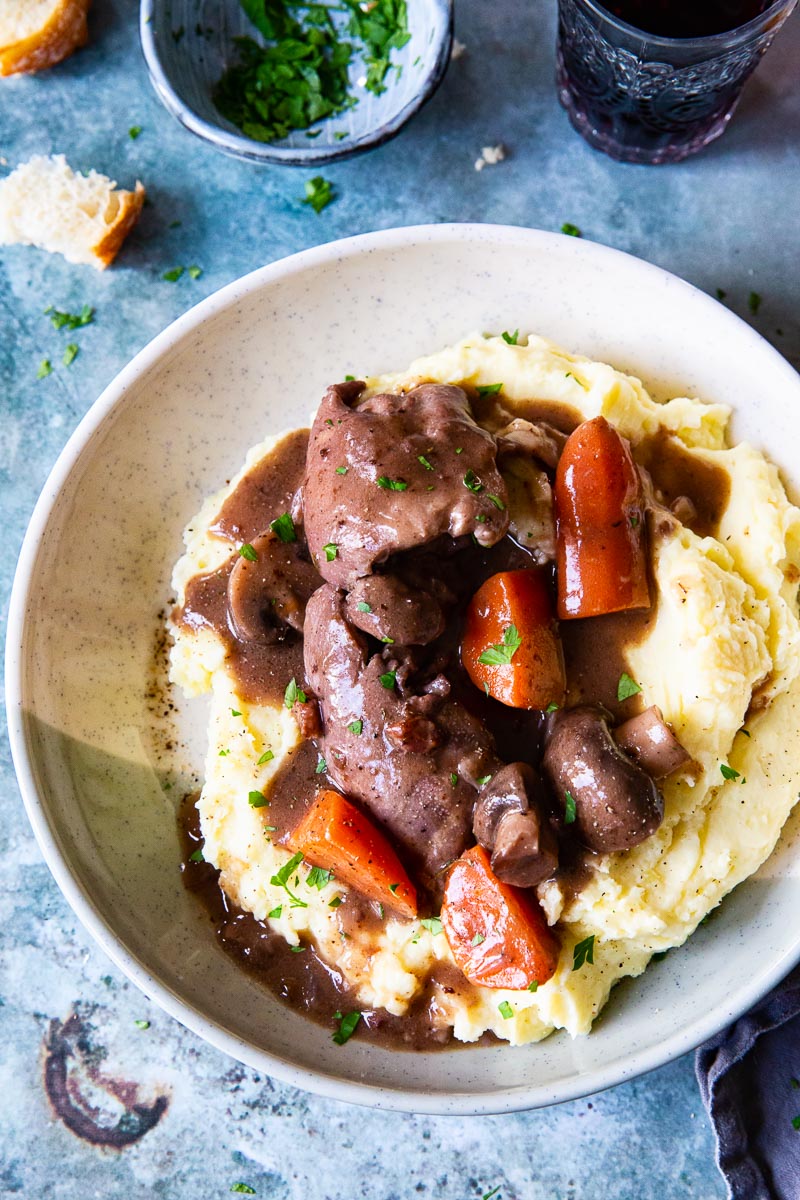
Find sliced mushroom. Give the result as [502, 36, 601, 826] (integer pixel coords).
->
[473, 763, 559, 888]
[227, 530, 320, 644]
[614, 706, 690, 779]
[542, 706, 664, 853]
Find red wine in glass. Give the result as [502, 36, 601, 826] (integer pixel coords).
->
[556, 0, 794, 164]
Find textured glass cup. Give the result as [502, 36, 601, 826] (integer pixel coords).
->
[556, 0, 798, 164]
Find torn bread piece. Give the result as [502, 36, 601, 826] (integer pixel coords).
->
[0, 154, 144, 269]
[0, 0, 90, 76]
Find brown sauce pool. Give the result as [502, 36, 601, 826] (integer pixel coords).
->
[175, 390, 727, 1048]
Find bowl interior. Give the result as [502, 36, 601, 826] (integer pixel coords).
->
[11, 226, 800, 1113]
[140, 0, 453, 164]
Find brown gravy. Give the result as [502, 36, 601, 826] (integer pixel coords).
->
[174, 395, 710, 1049]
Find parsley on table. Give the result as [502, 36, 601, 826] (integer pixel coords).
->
[572, 934, 595, 970]
[129, 125, 143, 139]
[315, 755, 327, 774]
[323, 542, 338, 561]
[421, 917, 443, 935]
[561, 222, 582, 237]
[230, 1186, 256, 1195]
[379, 669, 397, 690]
[188, 264, 203, 279]
[239, 542, 258, 561]
[716, 287, 727, 301]
[270, 511, 296, 542]
[307, 866, 333, 889]
[332, 1010, 361, 1044]
[302, 176, 336, 214]
[284, 677, 307, 708]
[37, 358, 52, 379]
[347, 719, 363, 735]
[482, 1189, 501, 1200]
[257, 749, 274, 764]
[45, 304, 94, 330]
[134, 1019, 150, 1029]
[248, 790, 269, 807]
[270, 851, 308, 907]
[793, 1115, 800, 1131]
[564, 790, 576, 825]
[501, 329, 519, 345]
[475, 382, 502, 397]
[463, 469, 483, 493]
[162, 266, 185, 282]
[748, 291, 762, 314]
[478, 624, 522, 667]
[63, 343, 79, 366]
[498, 1000, 514, 1019]
[720, 763, 741, 781]
[617, 672, 642, 701]
[377, 475, 408, 491]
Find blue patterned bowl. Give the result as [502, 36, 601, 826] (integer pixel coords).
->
[140, 0, 453, 165]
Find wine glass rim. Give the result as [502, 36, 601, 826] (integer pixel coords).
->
[577, 0, 796, 48]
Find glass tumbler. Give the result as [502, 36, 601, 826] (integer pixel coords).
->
[556, 0, 798, 164]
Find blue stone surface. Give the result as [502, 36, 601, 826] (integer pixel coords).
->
[1, 0, 799, 1193]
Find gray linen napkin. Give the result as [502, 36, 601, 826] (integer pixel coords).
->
[696, 966, 800, 1199]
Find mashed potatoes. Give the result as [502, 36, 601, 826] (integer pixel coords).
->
[170, 333, 800, 1045]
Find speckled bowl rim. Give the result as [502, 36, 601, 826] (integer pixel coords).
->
[7, 224, 800, 1114]
[138, 0, 454, 166]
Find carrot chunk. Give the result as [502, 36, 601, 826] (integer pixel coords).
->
[289, 788, 417, 918]
[555, 415, 650, 618]
[461, 568, 565, 710]
[441, 845, 560, 990]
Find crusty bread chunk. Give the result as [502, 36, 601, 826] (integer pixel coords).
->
[0, 155, 145, 269]
[0, 0, 90, 76]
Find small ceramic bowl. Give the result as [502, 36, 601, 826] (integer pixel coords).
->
[140, 0, 453, 165]
[7, 225, 800, 1114]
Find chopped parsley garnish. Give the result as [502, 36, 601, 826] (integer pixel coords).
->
[716, 287, 727, 301]
[720, 763, 741, 781]
[793, 1115, 800, 1131]
[134, 1019, 150, 1030]
[418, 454, 434, 471]
[231, 708, 242, 717]
[239, 542, 258, 561]
[471, 932, 485, 946]
[572, 934, 595, 970]
[630, 514, 639, 527]
[561, 222, 582, 237]
[478, 624, 522, 667]
[219, 748, 231, 756]
[498, 1000, 514, 1019]
[162, 266, 185, 282]
[37, 358, 52, 379]
[230, 1187, 256, 1196]
[545, 702, 560, 713]
[301, 176, 336, 214]
[335, 465, 348, 474]
[332, 1011, 361, 1045]
[257, 749, 275, 765]
[45, 303, 93, 330]
[315, 755, 327, 774]
[617, 672, 642, 701]
[268, 904, 282, 918]
[421, 917, 443, 935]
[475, 382, 503, 397]
[284, 677, 307, 708]
[455, 447, 463, 454]
[270, 851, 308, 907]
[487, 493, 505, 510]
[356, 600, 372, 613]
[188, 847, 204, 863]
[476, 775, 492, 787]
[748, 291, 762, 315]
[528, 980, 538, 992]
[63, 343, 79, 366]
[378, 902, 385, 919]
[377, 475, 408, 491]
[565, 371, 589, 390]
[463, 469, 483, 493]
[347, 719, 363, 735]
[501, 329, 519, 345]
[129, 125, 143, 139]
[450, 772, 458, 788]
[388, 882, 400, 894]
[307, 866, 334, 889]
[740, 728, 751, 738]
[792, 1077, 800, 1089]
[323, 542, 338, 561]
[564, 790, 576, 825]
[379, 669, 397, 689]
[188, 264, 203, 280]
[329, 896, 342, 908]
[270, 511, 297, 542]
[248, 790, 269, 808]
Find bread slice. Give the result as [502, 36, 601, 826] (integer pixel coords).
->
[0, 154, 145, 269]
[0, 0, 90, 76]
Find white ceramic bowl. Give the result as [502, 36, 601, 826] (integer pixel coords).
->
[7, 225, 800, 1115]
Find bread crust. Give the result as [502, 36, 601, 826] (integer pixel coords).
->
[0, 0, 90, 77]
[92, 181, 146, 269]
